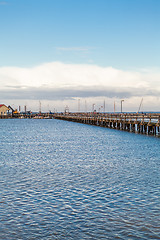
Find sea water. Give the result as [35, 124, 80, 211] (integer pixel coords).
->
[0, 119, 160, 239]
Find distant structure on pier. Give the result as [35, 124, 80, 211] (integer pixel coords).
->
[0, 104, 9, 116]
[64, 105, 69, 114]
[24, 105, 27, 114]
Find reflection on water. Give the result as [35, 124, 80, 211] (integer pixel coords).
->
[0, 119, 160, 239]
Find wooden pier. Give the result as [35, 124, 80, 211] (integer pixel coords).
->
[55, 113, 160, 137]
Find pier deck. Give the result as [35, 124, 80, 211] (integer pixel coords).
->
[55, 113, 160, 137]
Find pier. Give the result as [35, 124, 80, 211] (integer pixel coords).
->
[55, 113, 160, 137]
[1, 111, 160, 137]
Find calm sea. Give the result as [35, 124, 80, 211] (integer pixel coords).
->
[0, 119, 160, 240]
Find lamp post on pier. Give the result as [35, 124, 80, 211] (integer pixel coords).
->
[78, 99, 80, 112]
[121, 99, 124, 113]
[92, 103, 95, 112]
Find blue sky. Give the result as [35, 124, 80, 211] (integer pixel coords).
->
[0, 0, 160, 69]
[0, 0, 160, 112]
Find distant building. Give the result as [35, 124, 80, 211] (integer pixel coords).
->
[0, 104, 9, 116]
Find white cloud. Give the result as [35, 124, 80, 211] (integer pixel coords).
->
[56, 47, 90, 52]
[0, 62, 160, 112]
[0, 1, 8, 5]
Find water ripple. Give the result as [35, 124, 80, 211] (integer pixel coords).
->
[0, 119, 160, 239]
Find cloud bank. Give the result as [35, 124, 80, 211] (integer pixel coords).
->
[0, 62, 160, 111]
